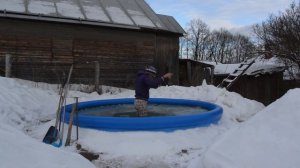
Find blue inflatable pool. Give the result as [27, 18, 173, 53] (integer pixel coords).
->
[63, 98, 223, 131]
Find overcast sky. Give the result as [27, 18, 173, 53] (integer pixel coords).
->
[146, 0, 295, 31]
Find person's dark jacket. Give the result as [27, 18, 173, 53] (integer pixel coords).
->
[135, 70, 164, 100]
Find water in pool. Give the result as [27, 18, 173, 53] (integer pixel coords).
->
[79, 104, 208, 117]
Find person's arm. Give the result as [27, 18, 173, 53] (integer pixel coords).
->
[144, 75, 163, 88]
[162, 73, 173, 81]
[144, 73, 173, 88]
[161, 73, 173, 86]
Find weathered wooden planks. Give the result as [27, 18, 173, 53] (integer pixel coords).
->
[0, 18, 180, 87]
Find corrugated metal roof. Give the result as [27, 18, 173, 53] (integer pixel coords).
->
[0, 0, 184, 34]
[157, 14, 185, 34]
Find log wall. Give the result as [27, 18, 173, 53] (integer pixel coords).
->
[214, 72, 286, 105]
[0, 18, 180, 88]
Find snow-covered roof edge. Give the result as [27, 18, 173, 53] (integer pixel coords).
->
[214, 57, 286, 76]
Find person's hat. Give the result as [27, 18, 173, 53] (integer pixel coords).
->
[145, 65, 157, 74]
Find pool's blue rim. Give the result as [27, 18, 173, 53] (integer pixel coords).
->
[62, 98, 223, 132]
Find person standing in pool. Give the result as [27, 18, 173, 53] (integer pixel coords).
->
[135, 65, 173, 117]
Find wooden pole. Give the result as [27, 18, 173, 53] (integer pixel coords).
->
[76, 100, 79, 141]
[5, 53, 12, 77]
[65, 97, 78, 146]
[94, 61, 101, 94]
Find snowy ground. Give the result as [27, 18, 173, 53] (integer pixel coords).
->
[0, 76, 299, 168]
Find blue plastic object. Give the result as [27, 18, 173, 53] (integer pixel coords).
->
[63, 98, 223, 131]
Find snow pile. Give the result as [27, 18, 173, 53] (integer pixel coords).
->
[0, 77, 58, 129]
[0, 123, 95, 168]
[202, 88, 300, 168]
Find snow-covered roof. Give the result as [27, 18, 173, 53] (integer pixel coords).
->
[214, 57, 286, 76]
[0, 0, 184, 34]
[179, 59, 215, 67]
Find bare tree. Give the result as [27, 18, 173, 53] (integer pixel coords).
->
[181, 19, 256, 63]
[179, 34, 193, 59]
[205, 29, 255, 64]
[186, 19, 210, 60]
[233, 34, 256, 62]
[253, 1, 300, 69]
[179, 36, 185, 58]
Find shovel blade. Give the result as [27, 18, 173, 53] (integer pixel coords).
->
[43, 126, 59, 144]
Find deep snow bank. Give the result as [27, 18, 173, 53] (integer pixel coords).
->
[0, 77, 58, 129]
[202, 88, 300, 168]
[0, 123, 95, 168]
[0, 77, 96, 168]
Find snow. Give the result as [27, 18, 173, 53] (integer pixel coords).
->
[119, 0, 155, 27]
[106, 6, 134, 25]
[0, 0, 25, 12]
[135, 0, 166, 29]
[202, 89, 300, 168]
[28, 0, 56, 15]
[214, 63, 239, 75]
[0, 76, 299, 168]
[128, 9, 155, 27]
[56, 0, 84, 19]
[83, 5, 110, 22]
[0, 123, 94, 168]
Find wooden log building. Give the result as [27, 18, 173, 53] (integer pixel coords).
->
[0, 0, 184, 89]
[179, 59, 215, 86]
[214, 63, 286, 105]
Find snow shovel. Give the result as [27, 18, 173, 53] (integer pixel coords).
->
[52, 98, 67, 147]
[42, 65, 73, 146]
[42, 86, 64, 144]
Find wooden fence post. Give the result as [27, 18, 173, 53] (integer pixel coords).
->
[5, 53, 12, 78]
[94, 61, 102, 94]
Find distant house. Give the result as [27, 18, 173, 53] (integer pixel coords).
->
[179, 59, 214, 86]
[0, 0, 184, 88]
[214, 58, 287, 105]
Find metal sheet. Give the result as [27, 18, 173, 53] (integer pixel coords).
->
[101, 0, 134, 25]
[135, 0, 168, 30]
[157, 15, 177, 33]
[0, 0, 184, 34]
[158, 15, 185, 34]
[164, 15, 186, 34]
[118, 0, 154, 28]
